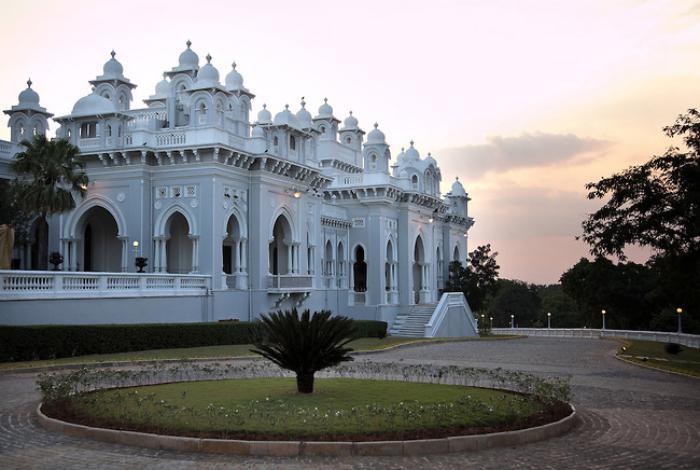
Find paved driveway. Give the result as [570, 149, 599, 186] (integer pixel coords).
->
[1, 337, 698, 469]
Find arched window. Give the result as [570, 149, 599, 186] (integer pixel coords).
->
[353, 246, 367, 292]
[411, 175, 419, 190]
[107, 125, 113, 137]
[198, 102, 207, 125]
[370, 154, 377, 170]
[320, 125, 326, 134]
[346, 137, 352, 144]
[273, 135, 279, 148]
[290, 135, 296, 150]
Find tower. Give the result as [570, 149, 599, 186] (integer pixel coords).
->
[3, 79, 53, 143]
[363, 123, 390, 174]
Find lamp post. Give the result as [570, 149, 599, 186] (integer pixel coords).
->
[489, 316, 493, 330]
[677, 307, 683, 334]
[547, 312, 551, 329]
[601, 309, 606, 330]
[510, 314, 515, 329]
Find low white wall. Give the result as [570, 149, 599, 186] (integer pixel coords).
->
[492, 327, 700, 349]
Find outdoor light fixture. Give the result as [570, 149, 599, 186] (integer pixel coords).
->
[677, 307, 683, 333]
[547, 311, 551, 329]
[293, 190, 302, 198]
[601, 309, 607, 330]
[132, 241, 139, 248]
[510, 314, 515, 329]
[428, 217, 434, 223]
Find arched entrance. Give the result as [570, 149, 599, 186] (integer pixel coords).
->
[453, 245, 460, 262]
[352, 245, 367, 292]
[269, 215, 293, 275]
[79, 206, 121, 272]
[385, 240, 396, 303]
[413, 236, 425, 304]
[324, 240, 333, 277]
[165, 212, 192, 274]
[336, 241, 345, 287]
[223, 214, 242, 275]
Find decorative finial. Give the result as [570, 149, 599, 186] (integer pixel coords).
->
[26, 78, 32, 88]
[349, 110, 353, 116]
[401, 147, 405, 152]
[162, 72, 167, 79]
[186, 40, 192, 48]
[324, 97, 328, 103]
[374, 122, 378, 129]
[456, 176, 459, 181]
[301, 98, 306, 107]
[285, 104, 289, 110]
[206, 53, 212, 64]
[232, 61, 237, 69]
[428, 152, 432, 157]
[263, 103, 267, 109]
[110, 50, 116, 59]
[410, 140, 415, 147]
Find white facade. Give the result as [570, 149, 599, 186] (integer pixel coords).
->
[0, 42, 474, 328]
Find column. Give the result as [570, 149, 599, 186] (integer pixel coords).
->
[160, 237, 168, 272]
[287, 244, 292, 274]
[153, 238, 160, 272]
[118, 236, 128, 272]
[241, 238, 247, 272]
[69, 240, 77, 271]
[235, 239, 241, 273]
[189, 235, 198, 273]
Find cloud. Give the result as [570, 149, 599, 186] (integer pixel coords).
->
[438, 132, 610, 181]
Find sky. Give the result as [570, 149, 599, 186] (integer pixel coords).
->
[1, 0, 699, 283]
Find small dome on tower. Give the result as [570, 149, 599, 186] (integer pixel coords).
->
[252, 124, 265, 138]
[274, 104, 300, 128]
[154, 73, 170, 96]
[72, 93, 116, 117]
[257, 104, 272, 124]
[342, 111, 358, 129]
[367, 122, 386, 144]
[451, 177, 467, 197]
[225, 62, 244, 90]
[196, 54, 220, 85]
[296, 99, 312, 128]
[18, 78, 40, 106]
[102, 50, 124, 77]
[178, 40, 199, 68]
[404, 140, 420, 161]
[425, 152, 436, 166]
[316, 97, 333, 118]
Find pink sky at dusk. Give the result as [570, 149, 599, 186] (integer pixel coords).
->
[1, 0, 699, 283]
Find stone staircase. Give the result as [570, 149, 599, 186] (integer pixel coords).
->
[389, 303, 438, 338]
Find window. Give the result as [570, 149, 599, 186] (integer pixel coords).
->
[198, 102, 207, 125]
[273, 136, 279, 147]
[411, 175, 418, 190]
[320, 126, 326, 134]
[107, 125, 112, 137]
[346, 137, 352, 144]
[290, 135, 296, 150]
[80, 122, 98, 138]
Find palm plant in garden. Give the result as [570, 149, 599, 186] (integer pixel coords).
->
[251, 309, 356, 393]
[10, 135, 87, 269]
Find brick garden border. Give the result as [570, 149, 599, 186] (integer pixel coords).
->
[36, 402, 577, 456]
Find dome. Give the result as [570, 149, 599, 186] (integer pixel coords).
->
[367, 122, 385, 144]
[154, 74, 170, 96]
[295, 100, 312, 128]
[274, 104, 300, 128]
[102, 50, 124, 77]
[342, 111, 358, 129]
[404, 140, 420, 161]
[317, 97, 333, 118]
[225, 62, 244, 90]
[18, 79, 40, 106]
[425, 152, 436, 166]
[451, 177, 466, 197]
[251, 124, 265, 138]
[257, 104, 272, 124]
[196, 54, 220, 85]
[178, 40, 199, 69]
[396, 147, 405, 162]
[72, 93, 116, 117]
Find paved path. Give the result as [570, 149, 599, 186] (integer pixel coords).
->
[1, 337, 698, 469]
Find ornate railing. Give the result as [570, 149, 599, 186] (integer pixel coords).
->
[266, 274, 313, 291]
[0, 270, 211, 300]
[491, 328, 700, 349]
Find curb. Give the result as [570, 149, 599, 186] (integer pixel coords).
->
[36, 402, 577, 456]
[614, 354, 700, 380]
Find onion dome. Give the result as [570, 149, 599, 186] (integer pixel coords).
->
[367, 122, 385, 144]
[274, 104, 300, 128]
[404, 140, 420, 161]
[18, 78, 40, 106]
[396, 146, 406, 162]
[102, 50, 124, 77]
[72, 93, 116, 117]
[154, 73, 170, 96]
[342, 111, 358, 130]
[225, 62, 244, 90]
[178, 40, 199, 69]
[256, 104, 272, 124]
[316, 97, 333, 118]
[450, 177, 467, 197]
[296, 99, 313, 128]
[425, 152, 436, 166]
[251, 124, 265, 138]
[196, 54, 220, 86]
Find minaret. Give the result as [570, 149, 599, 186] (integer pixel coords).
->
[339, 111, 365, 152]
[363, 123, 390, 174]
[89, 50, 136, 111]
[3, 79, 53, 143]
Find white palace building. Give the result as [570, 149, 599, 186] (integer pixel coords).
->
[0, 42, 477, 337]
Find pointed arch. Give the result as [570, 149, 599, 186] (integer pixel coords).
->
[155, 203, 197, 237]
[65, 195, 127, 239]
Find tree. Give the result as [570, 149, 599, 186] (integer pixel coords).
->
[251, 309, 356, 393]
[536, 284, 582, 328]
[445, 244, 500, 313]
[10, 135, 87, 269]
[487, 279, 541, 327]
[582, 109, 700, 259]
[0, 179, 33, 245]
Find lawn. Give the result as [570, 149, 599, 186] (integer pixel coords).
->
[56, 377, 547, 440]
[0, 335, 520, 371]
[619, 340, 700, 377]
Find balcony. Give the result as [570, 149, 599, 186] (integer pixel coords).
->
[266, 275, 313, 292]
[0, 270, 211, 300]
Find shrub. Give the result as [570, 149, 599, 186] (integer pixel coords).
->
[352, 320, 387, 339]
[251, 309, 356, 393]
[664, 342, 683, 355]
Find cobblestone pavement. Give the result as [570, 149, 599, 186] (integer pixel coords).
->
[1, 337, 699, 469]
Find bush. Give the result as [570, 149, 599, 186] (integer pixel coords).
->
[664, 342, 683, 355]
[0, 319, 389, 363]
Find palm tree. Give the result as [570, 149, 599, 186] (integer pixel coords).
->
[251, 309, 356, 393]
[10, 135, 87, 270]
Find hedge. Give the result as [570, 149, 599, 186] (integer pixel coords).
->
[0, 320, 387, 362]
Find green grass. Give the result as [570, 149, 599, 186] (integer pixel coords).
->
[0, 335, 520, 371]
[619, 340, 700, 377]
[62, 378, 544, 440]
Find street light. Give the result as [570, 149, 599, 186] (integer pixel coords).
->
[510, 314, 515, 329]
[601, 309, 606, 330]
[489, 316, 493, 330]
[547, 312, 551, 329]
[677, 307, 683, 334]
